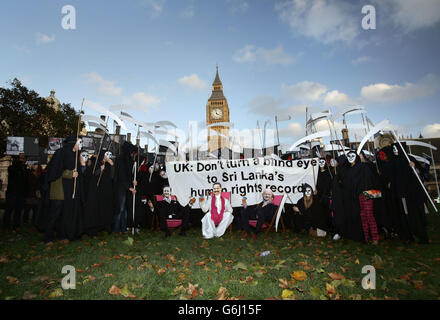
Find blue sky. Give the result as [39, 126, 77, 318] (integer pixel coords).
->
[1, 0, 440, 151]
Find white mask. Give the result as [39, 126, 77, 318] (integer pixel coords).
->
[393, 145, 398, 156]
[262, 189, 273, 202]
[163, 187, 171, 198]
[305, 187, 312, 197]
[80, 152, 88, 162]
[148, 166, 153, 174]
[160, 171, 168, 179]
[319, 159, 326, 168]
[347, 152, 357, 164]
[76, 139, 83, 151]
[104, 151, 112, 160]
[330, 159, 336, 167]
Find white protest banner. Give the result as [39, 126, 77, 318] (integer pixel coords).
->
[166, 157, 318, 208]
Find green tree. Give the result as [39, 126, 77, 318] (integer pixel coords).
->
[0, 78, 83, 154]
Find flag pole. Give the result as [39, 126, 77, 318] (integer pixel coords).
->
[72, 98, 84, 199]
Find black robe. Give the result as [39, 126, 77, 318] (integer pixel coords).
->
[390, 145, 429, 242]
[340, 157, 377, 242]
[45, 140, 85, 241]
[316, 166, 333, 209]
[330, 156, 349, 235]
[62, 151, 86, 241]
[97, 162, 115, 232]
[83, 163, 98, 235]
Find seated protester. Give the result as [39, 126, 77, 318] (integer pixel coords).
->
[200, 183, 234, 239]
[292, 184, 330, 237]
[240, 189, 278, 238]
[147, 186, 191, 237]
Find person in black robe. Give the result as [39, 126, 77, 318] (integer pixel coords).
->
[292, 183, 331, 236]
[137, 158, 153, 229]
[3, 153, 27, 231]
[83, 153, 100, 236]
[340, 151, 378, 243]
[61, 137, 86, 241]
[113, 141, 138, 234]
[389, 143, 429, 243]
[97, 150, 116, 233]
[240, 189, 278, 238]
[43, 136, 85, 243]
[34, 166, 50, 233]
[147, 185, 191, 237]
[23, 163, 42, 227]
[315, 157, 333, 214]
[330, 155, 349, 240]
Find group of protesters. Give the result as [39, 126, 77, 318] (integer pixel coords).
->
[1, 135, 431, 245]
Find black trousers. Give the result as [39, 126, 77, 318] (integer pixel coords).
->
[44, 200, 66, 242]
[3, 194, 24, 229]
[159, 205, 190, 233]
[241, 207, 274, 234]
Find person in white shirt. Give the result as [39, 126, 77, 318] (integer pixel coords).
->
[200, 183, 233, 239]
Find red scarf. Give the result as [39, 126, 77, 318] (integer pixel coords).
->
[211, 195, 225, 226]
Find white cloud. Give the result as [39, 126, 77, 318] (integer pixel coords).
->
[360, 74, 440, 104]
[180, 3, 195, 18]
[228, 0, 249, 13]
[323, 90, 356, 107]
[178, 74, 208, 90]
[381, 0, 440, 33]
[36, 32, 55, 44]
[282, 81, 327, 101]
[246, 95, 284, 116]
[275, 0, 359, 44]
[233, 45, 295, 65]
[139, 0, 165, 17]
[130, 92, 161, 107]
[13, 44, 31, 55]
[421, 123, 440, 138]
[84, 72, 123, 96]
[351, 56, 371, 66]
[279, 122, 304, 139]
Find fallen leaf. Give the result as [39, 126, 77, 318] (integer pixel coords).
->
[128, 264, 134, 270]
[6, 276, 19, 284]
[92, 263, 103, 268]
[123, 237, 134, 246]
[157, 268, 166, 275]
[105, 273, 115, 278]
[279, 278, 290, 289]
[328, 273, 345, 280]
[291, 271, 307, 281]
[121, 284, 136, 298]
[109, 285, 121, 295]
[48, 288, 63, 298]
[233, 262, 248, 271]
[326, 283, 336, 295]
[282, 289, 295, 300]
[216, 287, 227, 300]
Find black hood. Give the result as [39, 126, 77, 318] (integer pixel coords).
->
[121, 141, 137, 157]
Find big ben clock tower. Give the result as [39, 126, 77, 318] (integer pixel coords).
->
[207, 65, 230, 152]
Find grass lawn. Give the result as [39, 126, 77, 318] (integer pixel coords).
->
[1, 210, 440, 300]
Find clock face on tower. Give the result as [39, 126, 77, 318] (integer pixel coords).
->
[211, 108, 223, 120]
